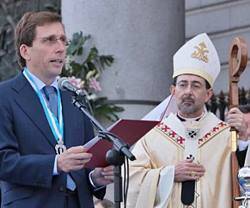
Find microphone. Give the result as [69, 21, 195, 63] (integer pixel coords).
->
[58, 77, 86, 96]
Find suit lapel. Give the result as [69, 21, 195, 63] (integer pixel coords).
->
[12, 73, 57, 148]
[61, 91, 80, 148]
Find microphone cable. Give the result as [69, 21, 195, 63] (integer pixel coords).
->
[123, 156, 129, 208]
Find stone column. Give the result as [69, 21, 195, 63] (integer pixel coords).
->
[62, 0, 185, 202]
[62, 0, 185, 120]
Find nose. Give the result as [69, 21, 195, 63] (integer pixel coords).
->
[184, 84, 193, 94]
[55, 40, 66, 53]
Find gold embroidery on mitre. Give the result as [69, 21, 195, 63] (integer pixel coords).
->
[191, 42, 209, 63]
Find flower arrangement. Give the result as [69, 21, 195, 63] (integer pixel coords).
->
[61, 32, 124, 121]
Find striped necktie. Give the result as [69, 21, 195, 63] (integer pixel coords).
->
[43, 86, 58, 118]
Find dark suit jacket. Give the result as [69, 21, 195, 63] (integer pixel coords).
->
[0, 73, 105, 208]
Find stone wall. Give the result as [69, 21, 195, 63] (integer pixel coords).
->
[62, 0, 185, 120]
[186, 0, 250, 93]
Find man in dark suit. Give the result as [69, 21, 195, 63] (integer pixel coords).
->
[0, 11, 113, 208]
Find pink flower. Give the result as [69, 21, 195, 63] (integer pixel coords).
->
[68, 76, 84, 89]
[89, 78, 102, 92]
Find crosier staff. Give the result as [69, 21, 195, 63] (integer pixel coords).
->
[228, 37, 248, 208]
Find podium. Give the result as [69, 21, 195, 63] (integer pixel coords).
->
[85, 119, 159, 168]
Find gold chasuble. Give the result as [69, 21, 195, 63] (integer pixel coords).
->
[127, 112, 233, 208]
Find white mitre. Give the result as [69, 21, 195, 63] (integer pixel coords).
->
[173, 33, 220, 87]
[143, 33, 220, 121]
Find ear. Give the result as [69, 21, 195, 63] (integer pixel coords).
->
[205, 88, 213, 103]
[170, 85, 175, 95]
[19, 44, 31, 62]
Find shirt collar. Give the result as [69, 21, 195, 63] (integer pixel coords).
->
[23, 68, 58, 91]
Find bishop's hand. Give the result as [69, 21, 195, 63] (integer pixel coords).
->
[174, 159, 205, 182]
[226, 107, 248, 140]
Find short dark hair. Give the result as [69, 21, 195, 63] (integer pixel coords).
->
[172, 76, 211, 89]
[15, 11, 62, 68]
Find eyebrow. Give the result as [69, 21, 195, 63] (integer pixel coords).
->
[37, 34, 67, 39]
[177, 80, 203, 85]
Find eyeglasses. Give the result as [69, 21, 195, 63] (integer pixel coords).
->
[37, 35, 69, 46]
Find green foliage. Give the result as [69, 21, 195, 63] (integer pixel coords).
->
[61, 32, 123, 121]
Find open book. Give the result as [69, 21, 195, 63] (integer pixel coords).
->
[84, 119, 159, 168]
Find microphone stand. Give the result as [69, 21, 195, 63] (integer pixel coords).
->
[71, 95, 136, 208]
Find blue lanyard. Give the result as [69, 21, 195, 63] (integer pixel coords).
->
[23, 68, 64, 143]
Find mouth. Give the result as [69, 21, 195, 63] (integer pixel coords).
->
[49, 59, 64, 64]
[182, 99, 194, 105]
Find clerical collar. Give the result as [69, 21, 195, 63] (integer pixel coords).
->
[177, 111, 205, 122]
